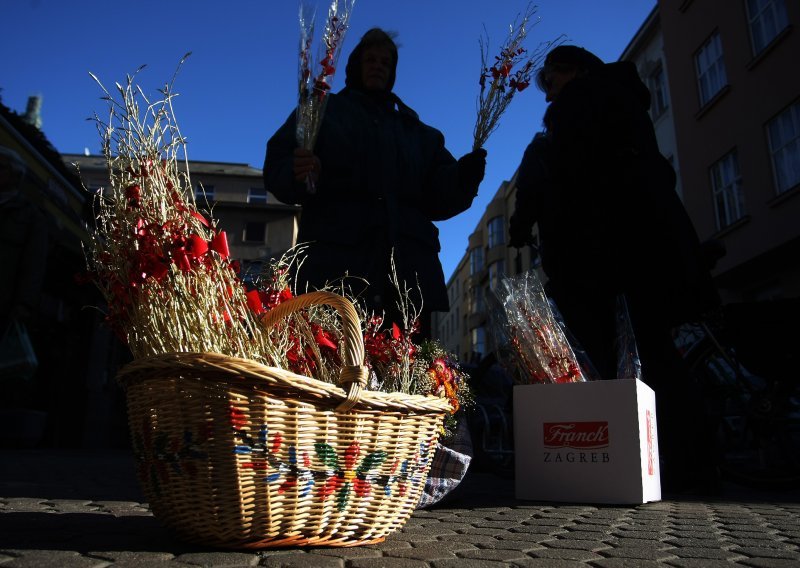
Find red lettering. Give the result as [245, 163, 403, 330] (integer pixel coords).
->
[543, 422, 610, 449]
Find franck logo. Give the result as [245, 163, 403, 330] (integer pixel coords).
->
[543, 421, 609, 449]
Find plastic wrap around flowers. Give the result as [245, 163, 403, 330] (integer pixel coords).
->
[296, 0, 355, 194]
[489, 271, 586, 384]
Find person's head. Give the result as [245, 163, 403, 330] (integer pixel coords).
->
[536, 45, 604, 102]
[0, 146, 26, 193]
[345, 28, 399, 93]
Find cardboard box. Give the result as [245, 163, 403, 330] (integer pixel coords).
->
[514, 379, 660, 504]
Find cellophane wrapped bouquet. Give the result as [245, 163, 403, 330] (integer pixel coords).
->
[489, 270, 586, 384]
[295, 0, 355, 193]
[82, 61, 470, 436]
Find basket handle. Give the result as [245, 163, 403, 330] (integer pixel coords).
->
[258, 290, 368, 412]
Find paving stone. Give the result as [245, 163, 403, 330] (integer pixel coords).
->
[723, 528, 782, 538]
[508, 524, 568, 536]
[432, 559, 510, 568]
[727, 537, 791, 548]
[662, 536, 726, 548]
[419, 522, 474, 533]
[1, 498, 53, 512]
[457, 527, 508, 536]
[566, 521, 616, 533]
[591, 559, 664, 568]
[432, 533, 499, 547]
[309, 547, 383, 559]
[471, 520, 524, 530]
[476, 538, 545, 552]
[86, 551, 176, 564]
[348, 559, 427, 568]
[739, 559, 800, 568]
[174, 552, 260, 566]
[363, 540, 413, 551]
[455, 509, 513, 518]
[664, 560, 745, 568]
[540, 529, 610, 541]
[0, 550, 109, 567]
[455, 548, 531, 562]
[513, 559, 587, 567]
[544, 538, 611, 552]
[669, 546, 746, 560]
[261, 553, 343, 568]
[527, 547, 606, 562]
[733, 547, 800, 559]
[609, 529, 664, 541]
[598, 546, 678, 561]
[486, 510, 541, 520]
[396, 527, 458, 537]
[383, 546, 457, 561]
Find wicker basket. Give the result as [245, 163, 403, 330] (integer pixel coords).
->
[116, 291, 451, 548]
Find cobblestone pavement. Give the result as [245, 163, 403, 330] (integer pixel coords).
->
[2, 450, 800, 567]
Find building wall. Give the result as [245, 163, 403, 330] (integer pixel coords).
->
[620, 8, 685, 200]
[1, 114, 107, 449]
[658, 0, 800, 301]
[434, 176, 543, 363]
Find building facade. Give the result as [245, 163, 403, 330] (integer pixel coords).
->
[434, 176, 543, 363]
[657, 0, 800, 302]
[1, 101, 102, 448]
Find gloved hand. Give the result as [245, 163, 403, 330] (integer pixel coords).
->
[293, 147, 321, 185]
[457, 148, 487, 192]
[508, 217, 534, 248]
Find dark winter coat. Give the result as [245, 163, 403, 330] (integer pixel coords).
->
[263, 87, 476, 313]
[511, 61, 718, 326]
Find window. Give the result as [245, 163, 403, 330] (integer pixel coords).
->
[248, 187, 267, 204]
[243, 221, 266, 243]
[470, 286, 484, 313]
[469, 246, 484, 275]
[487, 216, 505, 248]
[471, 326, 486, 359]
[648, 63, 669, 119]
[488, 259, 505, 291]
[195, 183, 215, 202]
[710, 150, 745, 230]
[695, 31, 727, 107]
[747, 0, 789, 55]
[767, 101, 800, 195]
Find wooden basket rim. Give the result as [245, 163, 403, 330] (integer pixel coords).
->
[116, 351, 453, 414]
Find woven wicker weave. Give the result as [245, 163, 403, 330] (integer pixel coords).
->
[117, 291, 451, 548]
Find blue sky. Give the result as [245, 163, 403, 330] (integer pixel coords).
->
[1, 0, 656, 280]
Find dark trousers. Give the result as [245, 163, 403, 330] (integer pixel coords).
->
[550, 282, 717, 481]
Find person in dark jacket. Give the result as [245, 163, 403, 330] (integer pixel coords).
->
[264, 28, 486, 338]
[508, 45, 720, 491]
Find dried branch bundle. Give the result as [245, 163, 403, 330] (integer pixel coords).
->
[473, 4, 559, 151]
[84, 57, 280, 365]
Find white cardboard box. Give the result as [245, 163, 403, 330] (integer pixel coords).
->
[514, 379, 661, 504]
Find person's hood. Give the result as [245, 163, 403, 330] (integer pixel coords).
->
[600, 61, 652, 110]
[344, 29, 398, 92]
